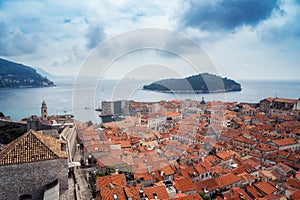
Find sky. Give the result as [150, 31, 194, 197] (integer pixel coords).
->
[0, 0, 300, 80]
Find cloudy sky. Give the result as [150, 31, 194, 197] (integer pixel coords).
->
[0, 0, 299, 80]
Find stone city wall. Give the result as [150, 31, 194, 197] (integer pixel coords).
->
[0, 158, 68, 200]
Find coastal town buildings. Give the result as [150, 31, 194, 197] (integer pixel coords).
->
[1, 97, 300, 199]
[72, 97, 300, 199]
[0, 101, 82, 199]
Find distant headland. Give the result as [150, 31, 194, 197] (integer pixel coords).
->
[0, 58, 55, 89]
[143, 73, 241, 93]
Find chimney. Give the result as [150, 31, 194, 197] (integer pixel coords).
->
[139, 189, 144, 198]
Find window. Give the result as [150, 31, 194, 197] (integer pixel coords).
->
[19, 194, 32, 200]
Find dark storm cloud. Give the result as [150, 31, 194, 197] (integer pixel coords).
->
[181, 0, 283, 31]
[85, 23, 106, 49]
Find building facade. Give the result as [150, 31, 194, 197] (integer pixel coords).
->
[0, 130, 68, 200]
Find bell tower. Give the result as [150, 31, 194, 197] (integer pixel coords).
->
[41, 100, 47, 122]
[136, 111, 141, 126]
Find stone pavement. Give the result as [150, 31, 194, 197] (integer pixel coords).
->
[59, 177, 75, 200]
[60, 147, 93, 200]
[73, 147, 94, 200]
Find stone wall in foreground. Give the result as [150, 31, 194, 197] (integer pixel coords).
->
[0, 158, 68, 200]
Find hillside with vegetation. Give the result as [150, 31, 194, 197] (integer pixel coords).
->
[0, 58, 55, 89]
[143, 73, 241, 93]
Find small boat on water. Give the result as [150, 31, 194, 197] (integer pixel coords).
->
[95, 107, 102, 111]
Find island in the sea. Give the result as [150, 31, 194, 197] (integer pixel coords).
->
[0, 58, 55, 89]
[143, 73, 241, 93]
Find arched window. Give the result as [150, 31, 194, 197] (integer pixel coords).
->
[19, 194, 32, 200]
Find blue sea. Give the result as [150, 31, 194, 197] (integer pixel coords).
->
[0, 78, 299, 123]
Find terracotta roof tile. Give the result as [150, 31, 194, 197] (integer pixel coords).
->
[180, 165, 196, 179]
[120, 140, 131, 148]
[97, 174, 127, 189]
[100, 187, 127, 200]
[254, 181, 277, 195]
[216, 151, 238, 161]
[194, 178, 219, 193]
[223, 188, 252, 200]
[273, 138, 298, 147]
[134, 172, 152, 181]
[287, 178, 300, 189]
[246, 185, 264, 199]
[174, 177, 196, 193]
[124, 185, 141, 200]
[161, 165, 174, 176]
[143, 185, 169, 199]
[194, 162, 213, 174]
[291, 190, 300, 200]
[274, 98, 298, 104]
[257, 194, 287, 200]
[217, 173, 242, 189]
[174, 193, 202, 200]
[0, 130, 67, 166]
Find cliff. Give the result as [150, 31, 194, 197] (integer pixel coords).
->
[143, 73, 241, 93]
[0, 58, 55, 89]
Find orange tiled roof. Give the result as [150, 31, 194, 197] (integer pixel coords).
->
[254, 181, 277, 195]
[258, 194, 288, 200]
[216, 151, 238, 161]
[179, 165, 196, 179]
[273, 138, 298, 147]
[234, 136, 256, 145]
[0, 130, 67, 166]
[194, 178, 219, 193]
[143, 185, 169, 199]
[254, 143, 277, 152]
[100, 187, 127, 200]
[291, 190, 300, 200]
[167, 112, 181, 118]
[124, 185, 141, 200]
[246, 185, 264, 199]
[238, 172, 256, 184]
[174, 177, 196, 193]
[217, 173, 242, 189]
[174, 193, 202, 200]
[120, 140, 131, 148]
[134, 172, 152, 181]
[161, 165, 175, 176]
[274, 98, 297, 104]
[97, 174, 127, 189]
[194, 162, 213, 174]
[224, 188, 252, 200]
[287, 178, 300, 189]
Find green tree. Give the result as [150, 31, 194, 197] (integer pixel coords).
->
[199, 193, 211, 200]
